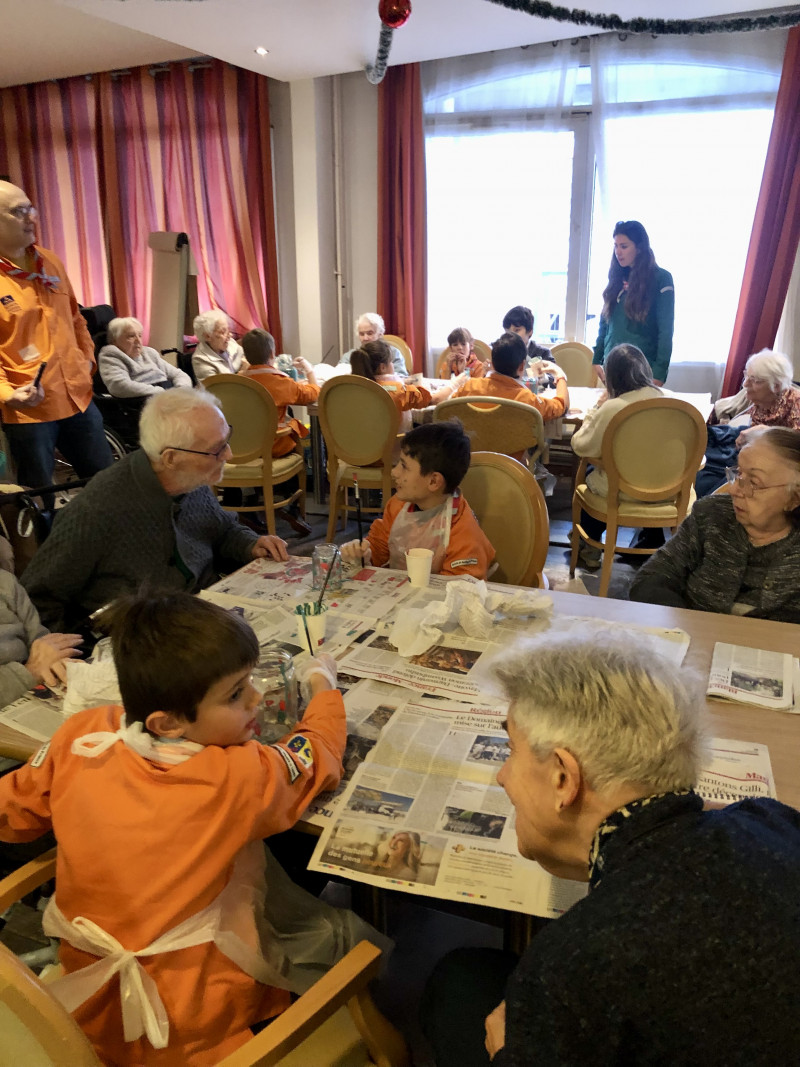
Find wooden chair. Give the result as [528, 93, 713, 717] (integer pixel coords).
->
[201, 374, 306, 537]
[433, 396, 545, 472]
[434, 348, 453, 379]
[472, 339, 491, 363]
[382, 335, 413, 375]
[0, 849, 408, 1067]
[318, 376, 401, 542]
[549, 342, 597, 387]
[570, 398, 707, 597]
[461, 452, 549, 587]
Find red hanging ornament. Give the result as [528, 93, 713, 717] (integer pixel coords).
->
[379, 0, 411, 30]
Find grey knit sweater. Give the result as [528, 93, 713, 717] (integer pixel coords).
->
[629, 494, 800, 623]
[0, 570, 48, 708]
[21, 449, 259, 630]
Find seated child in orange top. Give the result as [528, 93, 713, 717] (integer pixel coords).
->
[242, 328, 320, 457]
[453, 331, 569, 423]
[340, 420, 495, 579]
[0, 591, 346, 1067]
[446, 326, 488, 378]
[351, 340, 463, 431]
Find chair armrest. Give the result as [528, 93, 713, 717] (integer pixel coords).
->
[0, 847, 57, 912]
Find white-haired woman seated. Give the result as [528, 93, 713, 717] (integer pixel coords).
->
[191, 310, 249, 382]
[98, 318, 191, 398]
[722, 349, 800, 444]
[631, 426, 800, 623]
[338, 312, 407, 377]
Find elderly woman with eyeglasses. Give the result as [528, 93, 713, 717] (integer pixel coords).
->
[630, 427, 800, 622]
[191, 310, 249, 382]
[734, 349, 800, 445]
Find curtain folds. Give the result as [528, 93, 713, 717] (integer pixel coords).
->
[0, 60, 281, 345]
[378, 63, 427, 371]
[723, 27, 800, 396]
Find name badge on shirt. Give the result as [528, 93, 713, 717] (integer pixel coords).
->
[0, 295, 22, 313]
[31, 741, 51, 768]
[450, 557, 478, 569]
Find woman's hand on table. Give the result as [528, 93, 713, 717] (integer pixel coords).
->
[484, 1000, 506, 1060]
[26, 633, 84, 687]
[340, 538, 372, 566]
[252, 535, 289, 562]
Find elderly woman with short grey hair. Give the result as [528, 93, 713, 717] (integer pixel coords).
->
[98, 317, 191, 398]
[421, 631, 800, 1067]
[734, 348, 800, 446]
[338, 311, 407, 377]
[191, 309, 248, 381]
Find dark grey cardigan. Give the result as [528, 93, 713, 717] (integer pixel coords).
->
[629, 494, 800, 623]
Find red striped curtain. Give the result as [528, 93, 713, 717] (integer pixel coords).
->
[378, 63, 427, 371]
[0, 60, 281, 347]
[723, 27, 800, 395]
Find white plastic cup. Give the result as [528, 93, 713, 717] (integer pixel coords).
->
[296, 607, 327, 653]
[405, 548, 434, 588]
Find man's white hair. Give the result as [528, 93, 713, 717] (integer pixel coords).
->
[356, 312, 385, 337]
[107, 317, 143, 343]
[139, 388, 222, 460]
[193, 309, 229, 343]
[493, 629, 707, 794]
[745, 349, 793, 396]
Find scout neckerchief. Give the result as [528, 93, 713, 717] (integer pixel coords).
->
[0, 246, 60, 290]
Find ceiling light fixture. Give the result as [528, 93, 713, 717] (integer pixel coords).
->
[254, 47, 269, 56]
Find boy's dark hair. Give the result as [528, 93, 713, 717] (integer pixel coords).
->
[241, 328, 276, 366]
[447, 326, 473, 348]
[401, 420, 471, 494]
[111, 591, 259, 728]
[491, 332, 527, 377]
[502, 305, 534, 334]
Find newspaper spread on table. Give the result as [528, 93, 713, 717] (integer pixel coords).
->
[707, 642, 799, 712]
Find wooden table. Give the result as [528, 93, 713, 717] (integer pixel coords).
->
[546, 590, 800, 809]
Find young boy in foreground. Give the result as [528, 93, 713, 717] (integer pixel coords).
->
[0, 592, 346, 1067]
[341, 421, 495, 579]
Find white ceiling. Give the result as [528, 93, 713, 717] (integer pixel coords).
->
[2, 0, 795, 88]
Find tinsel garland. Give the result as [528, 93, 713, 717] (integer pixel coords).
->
[366, 25, 395, 83]
[484, 0, 800, 35]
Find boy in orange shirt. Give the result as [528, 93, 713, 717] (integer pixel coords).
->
[0, 591, 346, 1067]
[341, 421, 495, 579]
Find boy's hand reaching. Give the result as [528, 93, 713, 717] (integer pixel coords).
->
[340, 539, 372, 567]
[297, 653, 338, 701]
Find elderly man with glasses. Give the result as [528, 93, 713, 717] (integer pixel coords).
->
[0, 181, 113, 490]
[21, 389, 288, 632]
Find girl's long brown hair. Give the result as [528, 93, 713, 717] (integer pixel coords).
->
[601, 220, 657, 324]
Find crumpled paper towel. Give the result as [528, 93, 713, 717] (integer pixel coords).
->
[61, 657, 122, 718]
[389, 579, 552, 657]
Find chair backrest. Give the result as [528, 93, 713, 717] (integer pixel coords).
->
[0, 941, 102, 1067]
[472, 339, 491, 363]
[318, 376, 402, 469]
[435, 348, 453, 379]
[601, 398, 707, 514]
[201, 373, 279, 463]
[461, 452, 549, 587]
[433, 396, 544, 461]
[382, 335, 413, 374]
[549, 342, 596, 386]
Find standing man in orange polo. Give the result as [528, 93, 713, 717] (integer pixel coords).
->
[0, 181, 112, 490]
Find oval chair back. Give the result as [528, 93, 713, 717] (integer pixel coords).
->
[433, 396, 545, 468]
[461, 452, 549, 587]
[382, 335, 413, 374]
[549, 342, 597, 386]
[318, 376, 402, 541]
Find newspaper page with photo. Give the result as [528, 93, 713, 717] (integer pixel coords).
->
[707, 643, 798, 711]
[0, 689, 67, 747]
[308, 698, 588, 918]
[696, 738, 776, 804]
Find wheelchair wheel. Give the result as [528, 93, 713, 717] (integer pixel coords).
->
[104, 427, 127, 463]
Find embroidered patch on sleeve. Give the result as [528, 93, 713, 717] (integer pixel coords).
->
[31, 741, 50, 768]
[270, 743, 300, 783]
[450, 558, 479, 569]
[285, 733, 315, 770]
